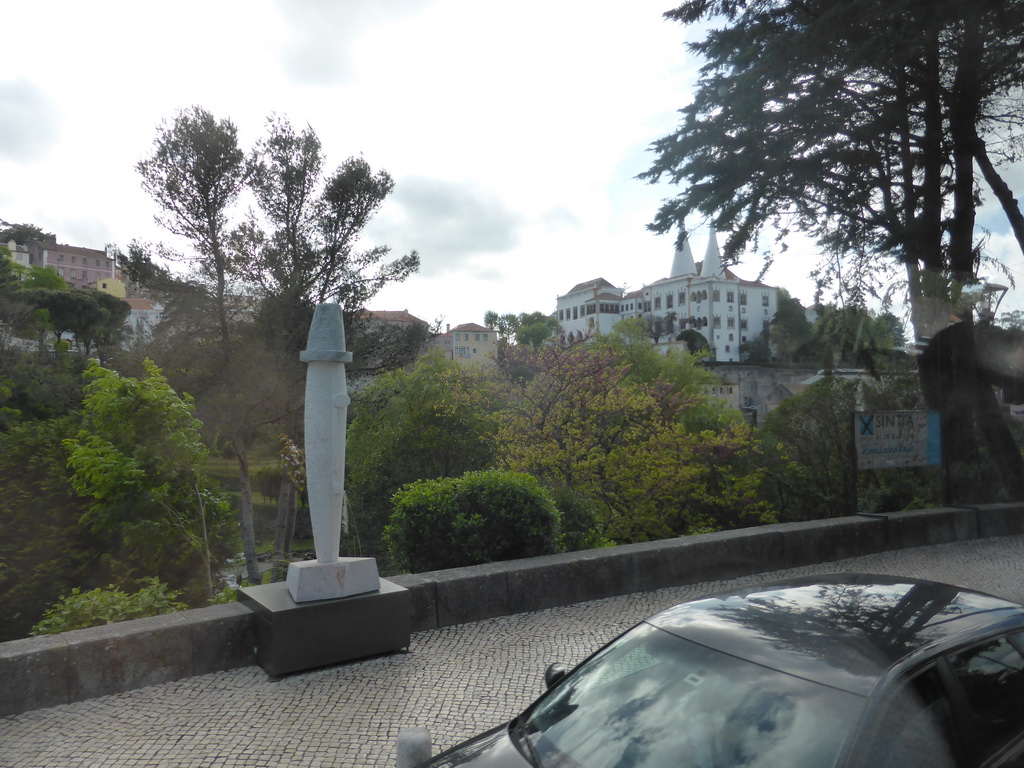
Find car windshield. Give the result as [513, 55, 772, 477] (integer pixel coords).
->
[516, 622, 864, 768]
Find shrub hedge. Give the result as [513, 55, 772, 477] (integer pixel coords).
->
[385, 470, 561, 572]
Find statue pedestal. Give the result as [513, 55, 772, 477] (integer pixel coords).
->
[286, 557, 380, 602]
[238, 579, 410, 676]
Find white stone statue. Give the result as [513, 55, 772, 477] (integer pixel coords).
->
[287, 303, 379, 602]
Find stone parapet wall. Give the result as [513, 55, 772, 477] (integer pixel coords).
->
[3, 504, 1021, 717]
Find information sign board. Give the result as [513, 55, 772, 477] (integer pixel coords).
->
[854, 411, 942, 470]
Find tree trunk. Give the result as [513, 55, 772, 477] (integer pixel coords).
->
[973, 137, 1024, 257]
[194, 481, 215, 600]
[947, 19, 982, 281]
[270, 470, 297, 582]
[234, 434, 261, 585]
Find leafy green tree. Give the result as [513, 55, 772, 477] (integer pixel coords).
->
[805, 304, 903, 371]
[761, 372, 942, 521]
[19, 288, 128, 357]
[0, 221, 54, 245]
[0, 416, 96, 641]
[231, 118, 422, 573]
[515, 311, 557, 348]
[0, 295, 32, 363]
[385, 470, 561, 573]
[485, 311, 514, 335]
[997, 309, 1024, 332]
[768, 289, 814, 363]
[644, 0, 1024, 501]
[0, 351, 87, 425]
[245, 116, 419, 314]
[30, 578, 187, 635]
[137, 106, 248, 349]
[0, 376, 18, 427]
[483, 310, 557, 351]
[483, 311, 519, 359]
[137, 108, 270, 584]
[21, 266, 66, 291]
[493, 342, 775, 542]
[644, 0, 1024, 272]
[0, 248, 22, 294]
[598, 318, 713, 386]
[137, 109, 420, 581]
[595, 317, 730, 431]
[760, 378, 862, 521]
[346, 353, 500, 559]
[675, 328, 710, 356]
[242, 117, 421, 570]
[878, 312, 907, 349]
[741, 330, 771, 363]
[62, 359, 235, 601]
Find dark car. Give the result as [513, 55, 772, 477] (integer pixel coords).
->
[417, 574, 1024, 768]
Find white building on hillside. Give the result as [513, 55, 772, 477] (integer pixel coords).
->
[125, 298, 164, 344]
[555, 230, 779, 362]
[555, 278, 635, 343]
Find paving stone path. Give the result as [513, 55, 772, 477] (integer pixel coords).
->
[3, 536, 1024, 768]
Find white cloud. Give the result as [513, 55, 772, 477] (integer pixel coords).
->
[274, 0, 433, 85]
[0, 80, 60, 162]
[368, 176, 524, 277]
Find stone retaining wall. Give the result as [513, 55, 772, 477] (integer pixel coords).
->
[3, 504, 1021, 717]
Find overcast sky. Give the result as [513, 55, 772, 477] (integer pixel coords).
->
[3, 0, 1024, 329]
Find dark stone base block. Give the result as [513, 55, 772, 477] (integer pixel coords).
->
[237, 578, 410, 676]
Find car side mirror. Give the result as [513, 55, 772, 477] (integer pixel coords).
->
[544, 663, 568, 689]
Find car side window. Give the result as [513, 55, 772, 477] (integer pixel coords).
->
[881, 666, 956, 768]
[947, 634, 1024, 760]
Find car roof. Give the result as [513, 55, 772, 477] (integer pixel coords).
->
[646, 573, 1024, 696]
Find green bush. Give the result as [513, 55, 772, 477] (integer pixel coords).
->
[252, 465, 281, 504]
[551, 490, 612, 551]
[385, 470, 561, 572]
[29, 578, 187, 635]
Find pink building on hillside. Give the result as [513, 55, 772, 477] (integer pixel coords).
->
[26, 240, 115, 289]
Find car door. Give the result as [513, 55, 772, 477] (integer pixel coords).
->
[945, 632, 1024, 768]
[861, 630, 1024, 768]
[868, 664, 959, 768]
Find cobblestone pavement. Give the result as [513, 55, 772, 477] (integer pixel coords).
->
[4, 536, 1024, 768]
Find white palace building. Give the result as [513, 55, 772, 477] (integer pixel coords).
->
[555, 230, 779, 363]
